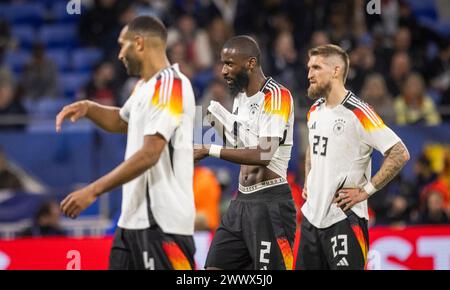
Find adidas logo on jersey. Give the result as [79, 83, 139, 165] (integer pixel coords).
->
[310, 121, 316, 130]
[337, 257, 349, 267]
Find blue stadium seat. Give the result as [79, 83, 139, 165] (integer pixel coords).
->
[38, 24, 79, 48]
[72, 48, 104, 72]
[404, 0, 438, 21]
[0, 4, 9, 19]
[60, 72, 91, 99]
[4, 50, 31, 74]
[0, 193, 45, 223]
[11, 25, 36, 49]
[42, 0, 68, 9]
[24, 97, 73, 118]
[46, 49, 69, 72]
[434, 21, 450, 38]
[4, 3, 46, 26]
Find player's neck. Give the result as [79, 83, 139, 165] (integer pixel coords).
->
[245, 68, 266, 97]
[324, 85, 348, 108]
[141, 53, 171, 81]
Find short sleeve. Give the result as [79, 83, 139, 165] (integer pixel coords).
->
[119, 96, 133, 122]
[352, 100, 401, 154]
[259, 88, 292, 138]
[119, 80, 141, 122]
[143, 73, 183, 141]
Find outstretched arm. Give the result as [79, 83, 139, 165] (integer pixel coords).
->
[194, 137, 280, 166]
[60, 134, 166, 218]
[56, 100, 128, 133]
[334, 141, 410, 211]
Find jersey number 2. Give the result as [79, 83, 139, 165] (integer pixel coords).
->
[312, 135, 328, 156]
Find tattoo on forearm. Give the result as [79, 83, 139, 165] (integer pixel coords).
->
[372, 142, 409, 190]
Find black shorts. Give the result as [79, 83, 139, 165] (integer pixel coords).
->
[205, 183, 297, 270]
[109, 226, 196, 270]
[296, 212, 369, 270]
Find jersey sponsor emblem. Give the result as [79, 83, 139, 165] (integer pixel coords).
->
[249, 103, 260, 121]
[310, 121, 316, 130]
[333, 118, 346, 136]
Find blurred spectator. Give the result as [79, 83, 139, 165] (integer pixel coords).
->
[360, 73, 395, 124]
[202, 0, 238, 26]
[394, 73, 441, 125]
[168, 13, 213, 71]
[267, 31, 302, 96]
[370, 174, 415, 226]
[168, 15, 197, 59]
[0, 19, 14, 61]
[206, 17, 233, 66]
[326, 2, 355, 52]
[347, 38, 376, 93]
[0, 147, 24, 191]
[0, 68, 26, 131]
[193, 166, 221, 231]
[390, 26, 424, 68]
[78, 61, 118, 106]
[168, 14, 231, 71]
[20, 200, 65, 237]
[386, 51, 411, 97]
[168, 41, 195, 79]
[420, 180, 450, 217]
[200, 78, 232, 118]
[21, 43, 59, 100]
[425, 41, 450, 120]
[79, 0, 127, 51]
[309, 30, 330, 49]
[416, 190, 450, 225]
[412, 154, 438, 197]
[385, 195, 410, 227]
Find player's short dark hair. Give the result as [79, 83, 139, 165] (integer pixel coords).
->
[223, 35, 261, 65]
[309, 44, 350, 83]
[127, 15, 167, 42]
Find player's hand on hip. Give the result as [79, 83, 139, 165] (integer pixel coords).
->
[333, 188, 369, 212]
[302, 187, 308, 200]
[60, 187, 97, 219]
[55, 100, 91, 133]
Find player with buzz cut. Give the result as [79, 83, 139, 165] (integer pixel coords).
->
[55, 15, 196, 270]
[295, 44, 410, 270]
[195, 35, 297, 270]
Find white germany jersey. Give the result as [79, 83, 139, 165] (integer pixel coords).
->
[118, 64, 195, 235]
[232, 77, 294, 179]
[301, 92, 401, 228]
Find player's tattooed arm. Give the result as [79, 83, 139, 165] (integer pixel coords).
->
[371, 141, 410, 191]
[335, 141, 409, 211]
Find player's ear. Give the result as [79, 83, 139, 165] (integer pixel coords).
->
[248, 57, 257, 70]
[134, 35, 145, 52]
[333, 65, 340, 79]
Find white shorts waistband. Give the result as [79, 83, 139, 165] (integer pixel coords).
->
[238, 177, 287, 194]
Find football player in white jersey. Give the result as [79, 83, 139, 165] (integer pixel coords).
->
[56, 16, 196, 270]
[195, 36, 297, 270]
[296, 44, 410, 270]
